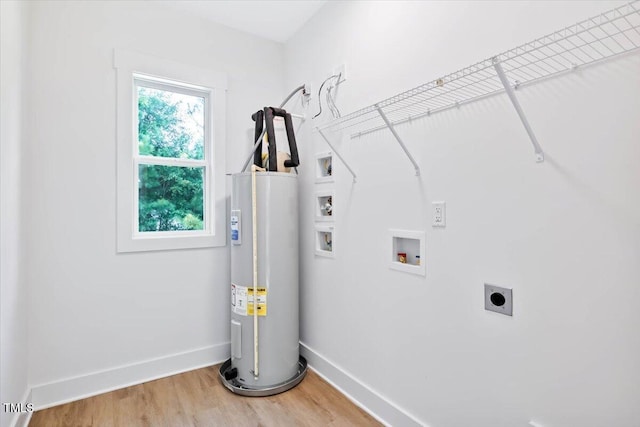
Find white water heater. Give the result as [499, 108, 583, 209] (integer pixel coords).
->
[219, 107, 307, 396]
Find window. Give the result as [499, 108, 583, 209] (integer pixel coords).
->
[135, 79, 207, 234]
[115, 50, 227, 252]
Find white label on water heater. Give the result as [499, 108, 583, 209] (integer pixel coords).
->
[230, 210, 241, 245]
[231, 283, 247, 316]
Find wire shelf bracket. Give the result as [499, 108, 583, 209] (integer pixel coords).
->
[317, 1, 640, 168]
[317, 128, 357, 183]
[492, 57, 545, 163]
[375, 105, 421, 176]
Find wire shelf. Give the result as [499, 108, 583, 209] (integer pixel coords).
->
[318, 1, 640, 138]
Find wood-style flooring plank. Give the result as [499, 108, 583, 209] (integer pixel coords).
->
[29, 365, 382, 427]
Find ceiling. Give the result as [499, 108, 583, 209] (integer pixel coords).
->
[159, 0, 327, 43]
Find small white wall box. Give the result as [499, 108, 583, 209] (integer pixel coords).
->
[315, 225, 335, 258]
[315, 151, 333, 183]
[315, 190, 335, 221]
[389, 229, 426, 276]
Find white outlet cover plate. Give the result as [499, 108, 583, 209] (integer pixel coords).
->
[484, 284, 513, 316]
[432, 201, 446, 227]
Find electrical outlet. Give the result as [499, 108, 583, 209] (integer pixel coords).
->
[333, 64, 346, 84]
[432, 201, 446, 227]
[484, 284, 513, 316]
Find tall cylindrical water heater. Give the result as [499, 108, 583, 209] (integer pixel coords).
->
[219, 171, 307, 396]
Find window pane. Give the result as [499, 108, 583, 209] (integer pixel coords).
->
[137, 85, 205, 160]
[138, 165, 204, 232]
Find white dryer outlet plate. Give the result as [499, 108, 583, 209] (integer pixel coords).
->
[484, 284, 513, 316]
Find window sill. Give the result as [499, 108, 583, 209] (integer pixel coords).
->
[117, 231, 225, 253]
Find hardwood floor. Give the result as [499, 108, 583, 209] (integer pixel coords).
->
[29, 365, 381, 426]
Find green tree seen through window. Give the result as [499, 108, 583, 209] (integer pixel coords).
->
[137, 86, 206, 232]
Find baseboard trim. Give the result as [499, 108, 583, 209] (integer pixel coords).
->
[29, 342, 422, 425]
[10, 388, 33, 427]
[300, 341, 424, 427]
[31, 342, 230, 411]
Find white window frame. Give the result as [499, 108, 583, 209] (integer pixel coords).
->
[114, 49, 227, 252]
[134, 77, 211, 238]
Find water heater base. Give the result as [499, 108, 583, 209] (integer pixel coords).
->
[218, 356, 308, 397]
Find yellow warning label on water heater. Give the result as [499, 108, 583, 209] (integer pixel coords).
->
[247, 287, 267, 316]
[231, 284, 267, 317]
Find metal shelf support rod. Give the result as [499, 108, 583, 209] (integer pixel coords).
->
[317, 128, 357, 183]
[492, 57, 545, 163]
[375, 105, 421, 176]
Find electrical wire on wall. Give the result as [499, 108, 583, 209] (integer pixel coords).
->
[313, 73, 342, 119]
[327, 83, 341, 118]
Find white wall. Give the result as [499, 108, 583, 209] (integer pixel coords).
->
[285, 2, 640, 426]
[23, 0, 284, 407]
[1, 1, 31, 426]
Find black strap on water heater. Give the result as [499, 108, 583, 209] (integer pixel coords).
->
[263, 107, 300, 172]
[251, 110, 264, 168]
